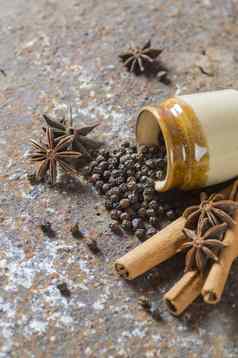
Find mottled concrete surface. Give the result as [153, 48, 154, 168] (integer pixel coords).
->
[1, 0, 238, 357]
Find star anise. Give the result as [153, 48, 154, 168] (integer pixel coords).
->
[229, 179, 238, 201]
[43, 105, 101, 159]
[29, 127, 81, 185]
[119, 40, 164, 76]
[179, 219, 227, 273]
[183, 192, 238, 229]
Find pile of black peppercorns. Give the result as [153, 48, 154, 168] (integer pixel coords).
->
[86, 139, 191, 241]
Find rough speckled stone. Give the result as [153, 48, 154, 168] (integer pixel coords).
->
[1, 0, 238, 357]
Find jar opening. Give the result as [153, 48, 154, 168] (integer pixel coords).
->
[136, 107, 170, 191]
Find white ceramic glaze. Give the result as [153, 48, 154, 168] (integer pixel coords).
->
[179, 90, 238, 185]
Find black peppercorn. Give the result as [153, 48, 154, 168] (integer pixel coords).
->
[132, 202, 141, 211]
[140, 145, 149, 154]
[120, 154, 130, 163]
[119, 198, 130, 209]
[110, 194, 119, 203]
[95, 180, 104, 192]
[103, 170, 111, 179]
[132, 218, 145, 230]
[116, 176, 125, 185]
[89, 160, 97, 169]
[110, 187, 121, 196]
[149, 216, 159, 227]
[108, 157, 118, 168]
[112, 169, 121, 178]
[131, 145, 137, 152]
[127, 181, 137, 191]
[143, 187, 155, 196]
[93, 166, 104, 174]
[138, 295, 151, 310]
[105, 199, 113, 210]
[57, 282, 71, 298]
[130, 153, 136, 161]
[135, 229, 146, 240]
[140, 176, 148, 183]
[86, 238, 100, 254]
[126, 169, 134, 177]
[90, 173, 101, 184]
[120, 212, 130, 221]
[110, 221, 123, 236]
[109, 179, 118, 188]
[146, 208, 156, 217]
[102, 183, 111, 193]
[157, 205, 165, 215]
[166, 209, 176, 221]
[145, 159, 155, 168]
[147, 169, 154, 177]
[148, 200, 158, 210]
[141, 166, 149, 175]
[138, 207, 147, 218]
[119, 183, 127, 194]
[99, 148, 110, 158]
[121, 220, 132, 232]
[111, 209, 121, 221]
[122, 141, 130, 148]
[96, 155, 105, 163]
[40, 221, 55, 238]
[128, 193, 138, 204]
[71, 224, 84, 239]
[146, 227, 157, 238]
[99, 161, 108, 171]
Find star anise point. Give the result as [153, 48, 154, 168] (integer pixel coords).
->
[29, 128, 81, 185]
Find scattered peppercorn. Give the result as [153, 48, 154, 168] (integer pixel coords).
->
[121, 219, 132, 232]
[120, 198, 130, 209]
[27, 172, 41, 185]
[71, 223, 84, 239]
[57, 282, 71, 298]
[138, 296, 151, 311]
[86, 238, 100, 254]
[135, 229, 146, 240]
[39, 221, 56, 238]
[110, 221, 123, 236]
[87, 140, 197, 240]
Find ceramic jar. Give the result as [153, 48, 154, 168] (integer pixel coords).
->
[136, 90, 238, 191]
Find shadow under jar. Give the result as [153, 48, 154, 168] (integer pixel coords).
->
[136, 89, 238, 192]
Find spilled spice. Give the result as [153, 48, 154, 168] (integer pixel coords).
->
[138, 296, 162, 321]
[57, 282, 71, 298]
[39, 221, 56, 238]
[0, 68, 7, 77]
[138, 295, 151, 311]
[86, 238, 100, 254]
[27, 172, 41, 185]
[86, 141, 195, 239]
[71, 223, 84, 239]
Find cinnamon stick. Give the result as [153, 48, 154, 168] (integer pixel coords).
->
[115, 217, 186, 280]
[202, 227, 238, 304]
[164, 271, 205, 316]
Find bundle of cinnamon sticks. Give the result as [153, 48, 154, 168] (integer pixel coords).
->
[115, 180, 238, 315]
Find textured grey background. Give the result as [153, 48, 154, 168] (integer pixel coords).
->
[1, 0, 238, 357]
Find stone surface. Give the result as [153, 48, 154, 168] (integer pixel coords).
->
[1, 0, 238, 357]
